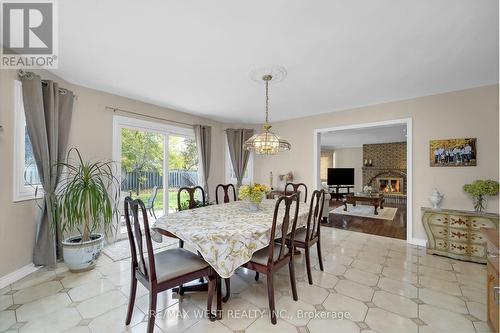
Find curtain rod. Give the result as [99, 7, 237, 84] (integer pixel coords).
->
[17, 70, 78, 99]
[105, 106, 194, 127]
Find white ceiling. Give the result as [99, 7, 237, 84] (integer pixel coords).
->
[53, 0, 498, 123]
[321, 124, 407, 149]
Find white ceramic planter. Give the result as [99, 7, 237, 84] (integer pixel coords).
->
[62, 233, 104, 272]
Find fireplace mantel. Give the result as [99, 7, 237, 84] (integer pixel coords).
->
[362, 167, 406, 172]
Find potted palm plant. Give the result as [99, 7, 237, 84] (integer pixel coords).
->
[56, 148, 118, 272]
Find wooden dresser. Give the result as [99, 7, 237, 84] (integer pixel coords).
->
[422, 208, 499, 263]
[481, 228, 499, 333]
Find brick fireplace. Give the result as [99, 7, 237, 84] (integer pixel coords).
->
[362, 142, 407, 199]
[378, 177, 404, 193]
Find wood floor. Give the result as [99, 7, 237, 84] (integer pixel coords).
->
[324, 200, 407, 240]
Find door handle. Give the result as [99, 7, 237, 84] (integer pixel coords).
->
[494, 286, 500, 305]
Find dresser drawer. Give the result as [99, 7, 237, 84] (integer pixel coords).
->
[449, 242, 485, 258]
[429, 225, 449, 240]
[435, 239, 449, 251]
[448, 229, 486, 244]
[427, 213, 449, 226]
[448, 215, 469, 229]
[470, 217, 498, 230]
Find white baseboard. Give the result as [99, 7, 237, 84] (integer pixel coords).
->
[409, 238, 428, 247]
[0, 263, 39, 289]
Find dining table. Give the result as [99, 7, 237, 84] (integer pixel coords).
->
[151, 198, 310, 306]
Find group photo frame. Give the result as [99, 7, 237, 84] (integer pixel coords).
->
[429, 138, 477, 167]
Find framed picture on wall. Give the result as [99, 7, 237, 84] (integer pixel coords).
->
[429, 138, 477, 167]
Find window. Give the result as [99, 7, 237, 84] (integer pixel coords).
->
[320, 156, 329, 181]
[225, 137, 253, 185]
[13, 80, 42, 201]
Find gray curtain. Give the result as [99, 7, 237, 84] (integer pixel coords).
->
[20, 72, 74, 266]
[226, 129, 254, 187]
[194, 125, 211, 201]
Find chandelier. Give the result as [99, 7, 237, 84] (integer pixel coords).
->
[244, 74, 291, 155]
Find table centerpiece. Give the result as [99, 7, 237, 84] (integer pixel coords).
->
[239, 183, 270, 211]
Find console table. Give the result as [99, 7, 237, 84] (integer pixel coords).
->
[329, 185, 355, 201]
[422, 207, 499, 263]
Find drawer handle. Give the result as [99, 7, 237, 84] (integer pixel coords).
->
[487, 251, 499, 258]
[494, 286, 500, 304]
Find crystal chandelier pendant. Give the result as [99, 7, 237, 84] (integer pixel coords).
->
[244, 73, 291, 155]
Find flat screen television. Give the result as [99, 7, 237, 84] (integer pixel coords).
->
[327, 168, 355, 186]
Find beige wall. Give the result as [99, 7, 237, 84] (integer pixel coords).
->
[333, 147, 363, 192]
[253, 85, 499, 242]
[0, 69, 226, 278]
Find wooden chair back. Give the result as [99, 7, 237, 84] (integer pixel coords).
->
[305, 190, 325, 242]
[124, 197, 156, 283]
[285, 182, 308, 203]
[267, 193, 300, 266]
[177, 186, 206, 211]
[215, 184, 237, 204]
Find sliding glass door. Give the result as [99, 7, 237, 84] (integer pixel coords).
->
[120, 127, 165, 216]
[113, 116, 199, 237]
[167, 135, 200, 213]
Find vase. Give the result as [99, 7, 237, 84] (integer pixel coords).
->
[248, 201, 261, 211]
[473, 195, 486, 212]
[428, 188, 443, 209]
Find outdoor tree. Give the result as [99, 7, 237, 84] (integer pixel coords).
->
[121, 128, 163, 195]
[181, 138, 198, 171]
[121, 131, 199, 196]
[168, 136, 198, 171]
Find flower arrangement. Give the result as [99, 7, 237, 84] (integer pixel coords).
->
[363, 185, 374, 194]
[463, 179, 499, 212]
[239, 183, 269, 205]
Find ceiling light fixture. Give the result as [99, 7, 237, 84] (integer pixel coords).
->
[244, 74, 291, 155]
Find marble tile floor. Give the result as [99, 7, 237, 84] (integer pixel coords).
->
[0, 228, 490, 333]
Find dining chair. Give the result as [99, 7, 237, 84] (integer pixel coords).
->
[241, 193, 300, 324]
[215, 183, 237, 204]
[176, 186, 219, 297]
[123, 197, 217, 333]
[144, 186, 159, 219]
[214, 183, 237, 303]
[177, 186, 206, 249]
[290, 189, 325, 285]
[285, 182, 308, 203]
[177, 185, 206, 211]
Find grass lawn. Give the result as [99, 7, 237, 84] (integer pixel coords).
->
[132, 188, 190, 212]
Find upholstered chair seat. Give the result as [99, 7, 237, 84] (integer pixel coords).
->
[144, 248, 211, 284]
[249, 244, 283, 265]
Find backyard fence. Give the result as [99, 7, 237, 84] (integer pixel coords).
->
[121, 170, 198, 191]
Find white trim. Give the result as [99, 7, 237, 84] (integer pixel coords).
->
[12, 80, 43, 202]
[410, 238, 428, 248]
[0, 263, 39, 289]
[313, 118, 414, 243]
[112, 115, 194, 138]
